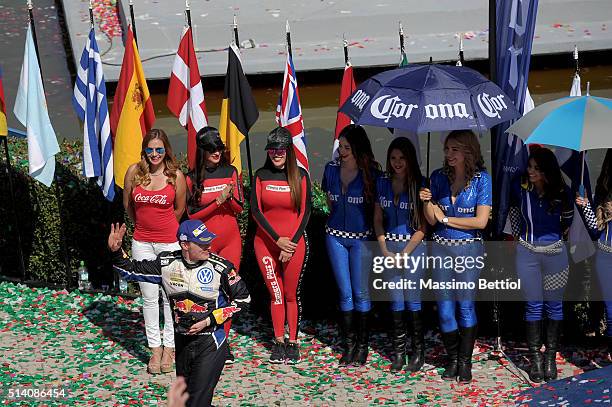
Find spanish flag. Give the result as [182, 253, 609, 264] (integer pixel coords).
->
[219, 43, 258, 174]
[0, 65, 7, 136]
[110, 25, 155, 188]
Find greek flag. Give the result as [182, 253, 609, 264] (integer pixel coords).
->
[72, 28, 115, 201]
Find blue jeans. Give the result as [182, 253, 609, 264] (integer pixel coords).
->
[385, 240, 425, 312]
[595, 247, 612, 337]
[516, 243, 569, 322]
[431, 241, 483, 333]
[326, 234, 371, 312]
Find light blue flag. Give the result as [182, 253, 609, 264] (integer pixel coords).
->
[72, 27, 115, 201]
[13, 23, 59, 187]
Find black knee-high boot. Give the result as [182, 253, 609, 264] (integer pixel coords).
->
[354, 311, 370, 365]
[390, 311, 407, 372]
[525, 320, 544, 383]
[544, 319, 562, 381]
[457, 326, 477, 383]
[440, 330, 459, 380]
[406, 311, 425, 372]
[339, 311, 356, 366]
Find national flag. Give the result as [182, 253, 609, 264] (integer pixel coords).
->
[219, 43, 259, 175]
[0, 65, 7, 136]
[491, 0, 539, 236]
[110, 25, 155, 189]
[399, 50, 408, 67]
[333, 62, 356, 160]
[13, 23, 60, 187]
[72, 27, 115, 201]
[167, 26, 208, 170]
[276, 48, 309, 171]
[556, 72, 595, 262]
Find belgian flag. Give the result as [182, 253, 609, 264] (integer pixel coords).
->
[219, 43, 258, 175]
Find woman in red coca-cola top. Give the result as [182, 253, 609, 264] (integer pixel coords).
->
[123, 128, 186, 375]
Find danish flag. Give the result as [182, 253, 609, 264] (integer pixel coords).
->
[167, 26, 208, 170]
[276, 48, 309, 171]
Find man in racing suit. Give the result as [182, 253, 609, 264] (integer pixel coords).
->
[108, 219, 250, 407]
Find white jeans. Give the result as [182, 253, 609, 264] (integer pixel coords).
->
[132, 239, 180, 348]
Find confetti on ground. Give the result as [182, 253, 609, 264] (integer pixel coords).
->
[1, 282, 609, 406]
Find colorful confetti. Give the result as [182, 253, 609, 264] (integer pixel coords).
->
[2, 282, 609, 405]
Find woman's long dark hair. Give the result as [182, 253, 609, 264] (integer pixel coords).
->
[526, 147, 568, 214]
[264, 127, 302, 211]
[189, 127, 228, 207]
[339, 124, 381, 207]
[595, 149, 612, 229]
[386, 137, 424, 230]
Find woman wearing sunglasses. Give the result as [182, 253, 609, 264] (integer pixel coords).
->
[251, 127, 312, 364]
[123, 128, 187, 375]
[186, 126, 244, 363]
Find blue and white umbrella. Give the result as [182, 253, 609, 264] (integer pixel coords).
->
[506, 93, 612, 151]
[339, 64, 520, 133]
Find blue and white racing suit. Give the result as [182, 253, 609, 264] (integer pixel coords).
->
[430, 168, 491, 333]
[377, 174, 425, 312]
[322, 160, 380, 312]
[509, 180, 573, 322]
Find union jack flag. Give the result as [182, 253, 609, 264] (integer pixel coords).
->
[276, 48, 309, 171]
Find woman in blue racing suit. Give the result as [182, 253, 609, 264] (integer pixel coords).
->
[322, 124, 381, 366]
[373, 137, 426, 373]
[508, 147, 573, 383]
[419, 130, 491, 383]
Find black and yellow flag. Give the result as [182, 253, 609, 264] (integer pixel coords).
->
[219, 43, 259, 175]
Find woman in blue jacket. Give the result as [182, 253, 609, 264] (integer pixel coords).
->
[373, 137, 426, 372]
[322, 124, 381, 366]
[419, 130, 491, 383]
[508, 147, 573, 383]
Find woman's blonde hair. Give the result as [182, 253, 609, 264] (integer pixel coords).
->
[134, 129, 178, 187]
[442, 130, 486, 188]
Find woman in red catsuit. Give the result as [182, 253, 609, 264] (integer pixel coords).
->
[187, 127, 243, 363]
[251, 127, 312, 364]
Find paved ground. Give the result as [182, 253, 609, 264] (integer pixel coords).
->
[1, 282, 610, 406]
[59, 0, 612, 80]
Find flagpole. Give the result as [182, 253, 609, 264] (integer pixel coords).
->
[343, 35, 349, 66]
[233, 15, 239, 47]
[426, 56, 432, 180]
[129, 0, 138, 46]
[399, 21, 405, 58]
[88, 0, 94, 27]
[286, 20, 292, 59]
[458, 34, 465, 66]
[27, 0, 72, 286]
[185, 0, 192, 28]
[573, 46, 586, 197]
[232, 17, 253, 183]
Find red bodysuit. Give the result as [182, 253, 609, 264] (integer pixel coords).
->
[187, 164, 243, 270]
[187, 164, 244, 338]
[251, 166, 312, 341]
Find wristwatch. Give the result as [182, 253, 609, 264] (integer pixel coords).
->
[441, 217, 449, 225]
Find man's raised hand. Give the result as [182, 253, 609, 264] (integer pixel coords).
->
[108, 223, 127, 252]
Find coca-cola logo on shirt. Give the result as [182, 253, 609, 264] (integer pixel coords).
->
[134, 193, 168, 205]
